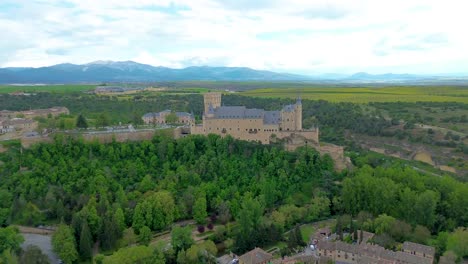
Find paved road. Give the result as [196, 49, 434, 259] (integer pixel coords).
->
[21, 233, 60, 264]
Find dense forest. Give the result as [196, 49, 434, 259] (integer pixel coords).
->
[0, 134, 467, 263]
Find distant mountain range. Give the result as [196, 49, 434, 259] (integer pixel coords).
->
[0, 61, 308, 83]
[0, 61, 467, 84]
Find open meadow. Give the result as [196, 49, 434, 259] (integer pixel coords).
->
[241, 86, 468, 103]
[0, 84, 96, 93]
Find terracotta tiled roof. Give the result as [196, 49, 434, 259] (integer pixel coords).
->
[239, 247, 273, 264]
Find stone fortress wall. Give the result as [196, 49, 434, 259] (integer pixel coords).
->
[21, 130, 156, 148]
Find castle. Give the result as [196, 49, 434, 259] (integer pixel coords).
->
[190, 92, 319, 145]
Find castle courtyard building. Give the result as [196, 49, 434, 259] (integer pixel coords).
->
[142, 110, 194, 125]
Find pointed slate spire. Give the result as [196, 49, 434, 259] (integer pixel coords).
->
[296, 95, 302, 105]
[208, 103, 215, 114]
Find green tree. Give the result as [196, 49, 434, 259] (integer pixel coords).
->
[76, 114, 88, 129]
[96, 113, 111, 127]
[176, 249, 188, 264]
[446, 227, 468, 259]
[171, 226, 194, 254]
[100, 212, 121, 251]
[52, 224, 78, 264]
[165, 112, 178, 124]
[114, 207, 126, 233]
[79, 220, 93, 260]
[412, 225, 431, 244]
[185, 241, 217, 264]
[0, 226, 24, 254]
[1, 249, 19, 264]
[193, 196, 207, 225]
[217, 201, 231, 225]
[20, 245, 50, 264]
[132, 112, 143, 127]
[413, 190, 440, 228]
[132, 191, 175, 232]
[234, 196, 264, 252]
[388, 220, 411, 242]
[102, 245, 154, 264]
[138, 226, 152, 246]
[374, 214, 396, 235]
[0, 190, 12, 226]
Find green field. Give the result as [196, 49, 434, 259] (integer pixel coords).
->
[0, 84, 96, 93]
[241, 86, 468, 103]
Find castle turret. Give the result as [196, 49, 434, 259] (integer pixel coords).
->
[203, 92, 221, 114]
[295, 97, 302, 130]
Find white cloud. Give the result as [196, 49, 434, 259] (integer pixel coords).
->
[1, 0, 468, 74]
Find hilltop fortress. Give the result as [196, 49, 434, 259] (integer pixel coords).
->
[190, 92, 319, 145]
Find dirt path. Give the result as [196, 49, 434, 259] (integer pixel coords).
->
[14, 225, 56, 235]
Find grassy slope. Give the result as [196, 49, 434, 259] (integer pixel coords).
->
[241, 86, 468, 103]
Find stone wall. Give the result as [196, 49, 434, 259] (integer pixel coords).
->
[80, 130, 155, 144]
[319, 144, 349, 171]
[21, 136, 53, 148]
[174, 127, 191, 139]
[282, 132, 348, 171]
[21, 130, 157, 148]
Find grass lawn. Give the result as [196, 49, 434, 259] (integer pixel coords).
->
[196, 230, 214, 237]
[300, 224, 315, 243]
[265, 241, 287, 256]
[241, 86, 468, 103]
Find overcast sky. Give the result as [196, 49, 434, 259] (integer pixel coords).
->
[1, 0, 467, 75]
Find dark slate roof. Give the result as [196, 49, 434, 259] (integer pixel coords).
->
[143, 112, 160, 118]
[264, 111, 280, 124]
[214, 106, 246, 118]
[213, 106, 265, 119]
[245, 108, 264, 118]
[282, 104, 295, 112]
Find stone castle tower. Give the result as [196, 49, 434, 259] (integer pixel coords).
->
[295, 97, 302, 130]
[203, 93, 222, 114]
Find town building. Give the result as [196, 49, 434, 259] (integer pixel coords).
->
[315, 231, 435, 264]
[238, 247, 273, 264]
[402, 241, 435, 261]
[0, 120, 14, 134]
[0, 107, 70, 119]
[4, 118, 38, 131]
[191, 92, 319, 145]
[142, 110, 194, 125]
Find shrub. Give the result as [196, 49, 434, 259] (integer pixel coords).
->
[197, 225, 205, 233]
